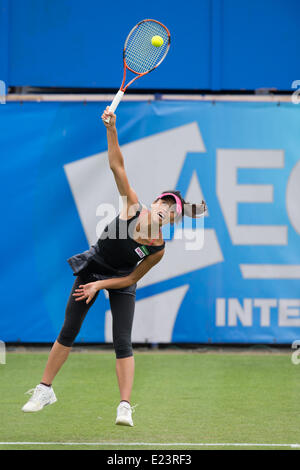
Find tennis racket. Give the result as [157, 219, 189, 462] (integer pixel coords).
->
[104, 19, 171, 123]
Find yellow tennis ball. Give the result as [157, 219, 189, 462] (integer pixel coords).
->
[151, 35, 163, 47]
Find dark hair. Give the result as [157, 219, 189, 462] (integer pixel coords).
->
[154, 190, 207, 222]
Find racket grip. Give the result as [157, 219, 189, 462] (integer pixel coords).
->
[104, 90, 124, 123]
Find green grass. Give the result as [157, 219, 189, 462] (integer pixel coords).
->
[0, 351, 299, 450]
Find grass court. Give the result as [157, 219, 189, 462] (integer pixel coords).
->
[0, 348, 299, 450]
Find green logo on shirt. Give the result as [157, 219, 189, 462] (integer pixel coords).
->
[135, 245, 150, 259]
[140, 245, 150, 256]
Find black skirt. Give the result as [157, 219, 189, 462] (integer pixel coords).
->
[67, 245, 137, 297]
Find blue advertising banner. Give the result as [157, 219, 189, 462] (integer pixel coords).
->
[0, 100, 299, 344]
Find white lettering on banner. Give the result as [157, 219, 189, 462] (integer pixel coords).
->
[228, 299, 252, 326]
[216, 149, 287, 245]
[240, 264, 300, 279]
[216, 299, 300, 327]
[286, 160, 300, 235]
[279, 300, 300, 327]
[253, 299, 277, 326]
[216, 298, 226, 326]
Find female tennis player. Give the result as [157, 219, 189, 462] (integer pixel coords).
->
[22, 107, 207, 426]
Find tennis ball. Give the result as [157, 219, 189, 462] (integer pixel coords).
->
[151, 35, 164, 47]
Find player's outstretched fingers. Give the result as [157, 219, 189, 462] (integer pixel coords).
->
[74, 295, 86, 302]
[72, 287, 87, 301]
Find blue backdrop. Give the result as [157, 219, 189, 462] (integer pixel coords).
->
[1, 0, 299, 90]
[1, 99, 300, 343]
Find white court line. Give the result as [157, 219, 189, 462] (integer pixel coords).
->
[0, 442, 300, 448]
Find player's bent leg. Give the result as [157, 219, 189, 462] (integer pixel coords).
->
[41, 340, 72, 385]
[22, 274, 99, 413]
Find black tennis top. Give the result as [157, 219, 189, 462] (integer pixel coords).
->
[67, 201, 165, 278]
[97, 201, 165, 271]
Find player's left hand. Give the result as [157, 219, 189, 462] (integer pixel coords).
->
[73, 282, 99, 304]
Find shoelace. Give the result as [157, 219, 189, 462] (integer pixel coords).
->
[24, 386, 49, 402]
[119, 403, 138, 414]
[130, 404, 138, 414]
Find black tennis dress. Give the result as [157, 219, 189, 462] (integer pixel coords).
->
[67, 201, 165, 296]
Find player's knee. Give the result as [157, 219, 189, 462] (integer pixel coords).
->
[114, 335, 133, 359]
[57, 327, 78, 348]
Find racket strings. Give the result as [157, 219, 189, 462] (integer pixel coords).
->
[126, 23, 168, 72]
[125, 21, 169, 74]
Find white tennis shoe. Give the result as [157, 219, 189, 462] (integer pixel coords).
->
[115, 401, 137, 427]
[22, 384, 57, 412]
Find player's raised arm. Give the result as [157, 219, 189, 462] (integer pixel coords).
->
[101, 107, 138, 210]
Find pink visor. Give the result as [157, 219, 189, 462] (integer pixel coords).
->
[156, 192, 183, 215]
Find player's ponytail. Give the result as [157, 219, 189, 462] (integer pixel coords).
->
[182, 200, 207, 218]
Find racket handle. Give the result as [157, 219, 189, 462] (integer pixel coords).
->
[104, 90, 124, 123]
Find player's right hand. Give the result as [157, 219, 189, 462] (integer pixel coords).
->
[101, 106, 116, 128]
[72, 282, 99, 304]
